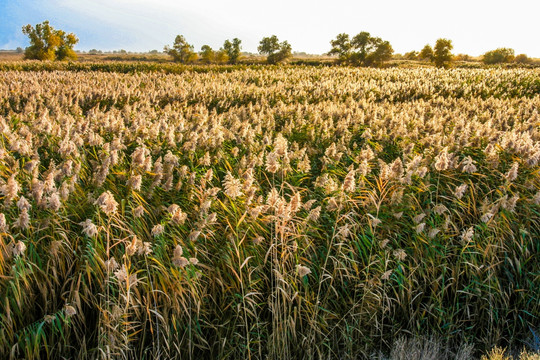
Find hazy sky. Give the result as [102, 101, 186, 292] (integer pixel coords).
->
[1, 0, 539, 57]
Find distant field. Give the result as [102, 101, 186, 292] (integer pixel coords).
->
[1, 50, 538, 67]
[0, 51, 23, 61]
[0, 65, 538, 359]
[0, 50, 334, 65]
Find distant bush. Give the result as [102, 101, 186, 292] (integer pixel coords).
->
[403, 51, 418, 60]
[483, 48, 515, 64]
[514, 54, 531, 64]
[199, 45, 215, 64]
[454, 54, 471, 62]
[418, 44, 434, 61]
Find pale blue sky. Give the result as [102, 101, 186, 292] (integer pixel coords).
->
[1, 0, 539, 56]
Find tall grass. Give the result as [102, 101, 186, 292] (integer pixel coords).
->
[0, 65, 538, 359]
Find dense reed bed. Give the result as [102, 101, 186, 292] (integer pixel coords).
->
[0, 66, 538, 359]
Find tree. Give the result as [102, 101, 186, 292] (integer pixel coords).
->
[200, 45, 215, 64]
[165, 35, 198, 64]
[433, 38, 453, 68]
[55, 30, 78, 60]
[365, 40, 393, 67]
[328, 33, 352, 63]
[223, 38, 242, 64]
[351, 31, 375, 64]
[258, 36, 292, 64]
[258, 35, 280, 57]
[22, 20, 79, 61]
[329, 31, 393, 67]
[271, 41, 292, 64]
[418, 44, 434, 61]
[482, 48, 515, 64]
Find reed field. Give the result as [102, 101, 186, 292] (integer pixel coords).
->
[0, 64, 539, 359]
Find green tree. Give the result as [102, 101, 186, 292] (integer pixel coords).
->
[433, 38, 453, 68]
[258, 35, 280, 57]
[200, 45, 215, 64]
[329, 31, 393, 67]
[351, 31, 375, 64]
[328, 33, 352, 63]
[165, 35, 198, 64]
[482, 48, 515, 64]
[418, 44, 434, 61]
[365, 40, 393, 67]
[22, 20, 79, 61]
[258, 36, 292, 64]
[271, 40, 292, 64]
[223, 38, 242, 64]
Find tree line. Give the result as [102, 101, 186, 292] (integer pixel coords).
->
[21, 21, 535, 67]
[164, 35, 243, 64]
